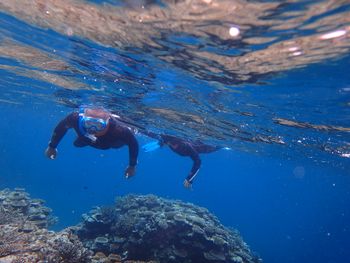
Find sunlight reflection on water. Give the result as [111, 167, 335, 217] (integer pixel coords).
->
[0, 0, 349, 168]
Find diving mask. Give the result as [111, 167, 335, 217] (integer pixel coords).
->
[81, 116, 108, 134]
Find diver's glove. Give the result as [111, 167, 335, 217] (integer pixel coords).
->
[125, 165, 136, 178]
[142, 140, 162, 152]
[45, 146, 57, 160]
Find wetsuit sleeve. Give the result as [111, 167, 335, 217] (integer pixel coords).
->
[48, 112, 78, 148]
[186, 146, 201, 183]
[121, 127, 139, 167]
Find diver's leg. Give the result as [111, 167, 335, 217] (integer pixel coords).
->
[196, 145, 221, 154]
[73, 137, 89, 147]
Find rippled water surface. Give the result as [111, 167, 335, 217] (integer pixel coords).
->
[1, 0, 349, 168]
[0, 0, 350, 262]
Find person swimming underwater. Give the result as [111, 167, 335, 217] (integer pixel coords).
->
[45, 106, 138, 178]
[142, 132, 223, 188]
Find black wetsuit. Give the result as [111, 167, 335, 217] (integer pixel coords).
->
[48, 112, 138, 167]
[145, 132, 219, 183]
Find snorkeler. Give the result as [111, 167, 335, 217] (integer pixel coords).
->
[45, 106, 138, 178]
[142, 132, 223, 188]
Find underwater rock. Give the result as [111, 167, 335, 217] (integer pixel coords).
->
[75, 194, 261, 263]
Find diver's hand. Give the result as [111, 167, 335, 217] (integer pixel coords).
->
[183, 179, 192, 189]
[45, 146, 57, 160]
[125, 166, 136, 178]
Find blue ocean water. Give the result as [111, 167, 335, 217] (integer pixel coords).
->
[0, 1, 350, 262]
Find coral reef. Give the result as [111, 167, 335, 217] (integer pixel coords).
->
[75, 194, 261, 263]
[1, 189, 261, 263]
[0, 188, 57, 228]
[0, 226, 91, 262]
[0, 188, 91, 262]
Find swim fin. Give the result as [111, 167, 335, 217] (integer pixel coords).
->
[142, 141, 161, 152]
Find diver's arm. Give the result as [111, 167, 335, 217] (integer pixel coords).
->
[120, 127, 139, 177]
[48, 112, 78, 148]
[123, 127, 139, 167]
